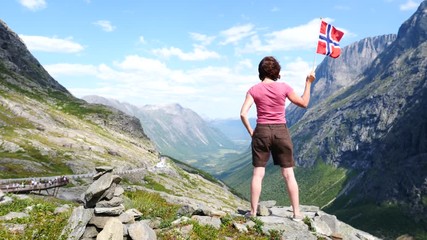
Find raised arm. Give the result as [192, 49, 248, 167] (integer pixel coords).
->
[287, 71, 316, 108]
[240, 93, 254, 136]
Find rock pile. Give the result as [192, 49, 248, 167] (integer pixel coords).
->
[60, 166, 157, 240]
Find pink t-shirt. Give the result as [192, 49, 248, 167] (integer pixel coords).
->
[248, 81, 294, 124]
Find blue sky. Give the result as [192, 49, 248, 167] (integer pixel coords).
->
[1, 0, 423, 119]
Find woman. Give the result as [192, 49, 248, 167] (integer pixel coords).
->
[240, 56, 315, 220]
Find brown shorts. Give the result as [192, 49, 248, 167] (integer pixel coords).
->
[251, 124, 295, 168]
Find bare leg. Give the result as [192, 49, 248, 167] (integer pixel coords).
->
[250, 167, 265, 216]
[281, 167, 301, 217]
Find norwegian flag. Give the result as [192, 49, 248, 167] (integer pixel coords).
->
[316, 20, 344, 58]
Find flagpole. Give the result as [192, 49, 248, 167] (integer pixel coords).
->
[313, 17, 323, 71]
[312, 52, 317, 71]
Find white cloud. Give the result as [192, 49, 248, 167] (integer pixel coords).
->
[93, 20, 116, 32]
[220, 24, 256, 45]
[18, 0, 46, 11]
[399, 0, 419, 11]
[115, 55, 170, 73]
[186, 66, 232, 82]
[281, 58, 312, 96]
[235, 59, 253, 72]
[190, 32, 215, 46]
[152, 45, 220, 61]
[240, 19, 321, 53]
[238, 18, 348, 54]
[45, 63, 130, 83]
[45, 63, 98, 77]
[19, 35, 84, 53]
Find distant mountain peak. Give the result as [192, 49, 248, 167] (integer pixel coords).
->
[396, 0, 427, 49]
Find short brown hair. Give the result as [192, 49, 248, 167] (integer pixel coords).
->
[258, 56, 281, 80]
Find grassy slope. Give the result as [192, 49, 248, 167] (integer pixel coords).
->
[0, 91, 73, 178]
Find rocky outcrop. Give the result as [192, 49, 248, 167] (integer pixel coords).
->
[58, 166, 381, 240]
[248, 202, 380, 240]
[149, 199, 380, 240]
[83, 105, 150, 140]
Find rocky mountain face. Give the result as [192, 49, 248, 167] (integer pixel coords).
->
[82, 95, 237, 173]
[0, 20, 68, 93]
[223, 1, 427, 238]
